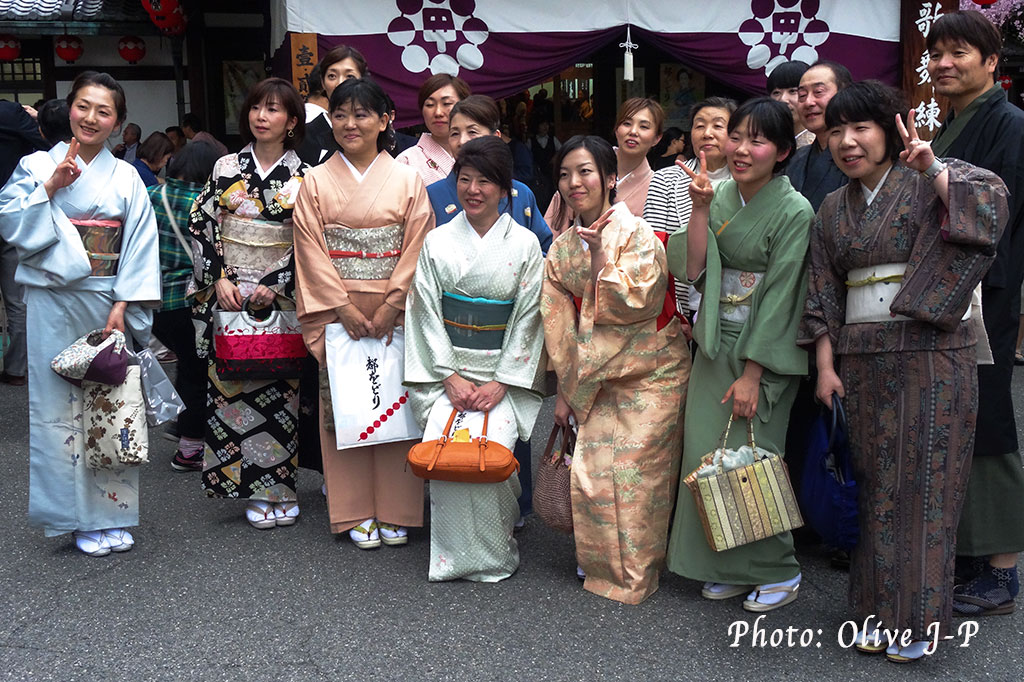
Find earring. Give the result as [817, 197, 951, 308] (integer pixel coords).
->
[287, 129, 295, 138]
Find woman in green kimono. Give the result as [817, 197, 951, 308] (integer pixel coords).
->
[665, 97, 813, 611]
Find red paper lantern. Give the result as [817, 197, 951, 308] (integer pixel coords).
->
[972, 0, 999, 6]
[55, 34, 84, 64]
[143, 0, 186, 35]
[0, 34, 20, 62]
[118, 36, 146, 64]
[1000, 75, 1013, 90]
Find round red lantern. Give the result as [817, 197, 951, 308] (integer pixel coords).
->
[1000, 75, 1013, 90]
[0, 34, 20, 62]
[117, 36, 146, 64]
[55, 34, 84, 64]
[972, 1, 998, 6]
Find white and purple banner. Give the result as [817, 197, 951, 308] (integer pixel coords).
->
[272, 0, 900, 127]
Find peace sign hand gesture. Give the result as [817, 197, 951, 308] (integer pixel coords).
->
[896, 109, 936, 173]
[575, 206, 614, 252]
[679, 151, 715, 208]
[44, 139, 81, 198]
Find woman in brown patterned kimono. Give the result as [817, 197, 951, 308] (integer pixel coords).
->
[541, 135, 689, 604]
[189, 78, 315, 529]
[801, 81, 1008, 663]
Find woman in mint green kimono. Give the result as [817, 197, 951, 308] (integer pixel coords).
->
[665, 98, 813, 611]
[406, 136, 545, 582]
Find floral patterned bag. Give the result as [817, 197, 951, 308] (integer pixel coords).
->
[212, 300, 305, 380]
[82, 365, 149, 469]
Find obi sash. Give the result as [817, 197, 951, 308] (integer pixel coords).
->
[845, 262, 971, 325]
[325, 223, 403, 280]
[71, 218, 122, 276]
[221, 214, 293, 287]
[441, 292, 513, 350]
[719, 267, 764, 323]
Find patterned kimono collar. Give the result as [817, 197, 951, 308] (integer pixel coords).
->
[417, 133, 454, 168]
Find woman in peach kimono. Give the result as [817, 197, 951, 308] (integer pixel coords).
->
[543, 98, 663, 237]
[541, 135, 690, 604]
[293, 78, 434, 548]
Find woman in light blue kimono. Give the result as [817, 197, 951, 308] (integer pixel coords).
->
[406, 135, 546, 581]
[0, 72, 160, 556]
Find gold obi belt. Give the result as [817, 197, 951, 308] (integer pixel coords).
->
[441, 292, 514, 350]
[845, 263, 970, 325]
[719, 268, 763, 323]
[71, 218, 122, 276]
[324, 223, 403, 280]
[221, 214, 293, 286]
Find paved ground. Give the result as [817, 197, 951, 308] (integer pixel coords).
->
[1, 370, 1022, 682]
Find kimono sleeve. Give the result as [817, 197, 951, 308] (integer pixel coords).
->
[799, 208, 846, 347]
[188, 165, 228, 296]
[592, 216, 666, 326]
[112, 171, 161, 305]
[0, 153, 92, 285]
[494, 239, 545, 391]
[404, 234, 459, 384]
[383, 176, 435, 312]
[893, 161, 1008, 330]
[735, 201, 812, 377]
[540, 248, 581, 399]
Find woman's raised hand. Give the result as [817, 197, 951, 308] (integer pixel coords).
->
[575, 206, 614, 252]
[679, 150, 714, 208]
[44, 139, 81, 198]
[896, 109, 935, 173]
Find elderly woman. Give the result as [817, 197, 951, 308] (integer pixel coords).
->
[802, 81, 1007, 663]
[396, 74, 471, 185]
[541, 135, 689, 603]
[406, 135, 546, 581]
[0, 71, 160, 556]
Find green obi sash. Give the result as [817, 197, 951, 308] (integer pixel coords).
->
[441, 292, 514, 350]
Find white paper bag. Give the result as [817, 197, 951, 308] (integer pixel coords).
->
[325, 324, 422, 449]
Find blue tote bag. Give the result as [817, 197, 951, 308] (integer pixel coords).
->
[799, 395, 859, 550]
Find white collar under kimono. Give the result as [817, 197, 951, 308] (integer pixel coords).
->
[860, 165, 894, 205]
[304, 102, 328, 124]
[450, 211, 514, 279]
[242, 143, 288, 181]
[339, 152, 380, 183]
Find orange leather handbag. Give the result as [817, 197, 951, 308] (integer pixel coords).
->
[407, 409, 519, 483]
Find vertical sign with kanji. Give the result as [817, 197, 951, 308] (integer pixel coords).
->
[290, 33, 318, 99]
[900, 0, 957, 140]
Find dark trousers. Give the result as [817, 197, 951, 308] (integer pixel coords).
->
[515, 439, 532, 517]
[152, 307, 206, 439]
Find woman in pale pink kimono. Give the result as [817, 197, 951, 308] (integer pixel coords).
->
[396, 74, 470, 186]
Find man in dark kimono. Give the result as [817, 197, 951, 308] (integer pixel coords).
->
[928, 9, 1024, 617]
[786, 60, 852, 212]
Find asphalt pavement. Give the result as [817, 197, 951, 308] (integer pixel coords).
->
[1, 370, 1022, 682]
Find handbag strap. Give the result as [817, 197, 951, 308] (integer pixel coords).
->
[160, 184, 194, 264]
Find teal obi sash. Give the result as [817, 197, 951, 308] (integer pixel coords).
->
[441, 292, 514, 350]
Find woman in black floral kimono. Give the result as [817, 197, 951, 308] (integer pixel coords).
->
[800, 81, 1008, 663]
[189, 78, 318, 529]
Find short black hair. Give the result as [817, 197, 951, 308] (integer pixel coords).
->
[806, 60, 853, 90]
[766, 61, 809, 94]
[167, 140, 221, 185]
[927, 10, 1002, 63]
[728, 97, 795, 174]
[552, 135, 618, 227]
[330, 77, 395, 153]
[450, 95, 501, 133]
[165, 125, 185, 138]
[306, 63, 326, 100]
[37, 98, 72, 146]
[453, 135, 514, 210]
[825, 80, 908, 164]
[181, 112, 203, 132]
